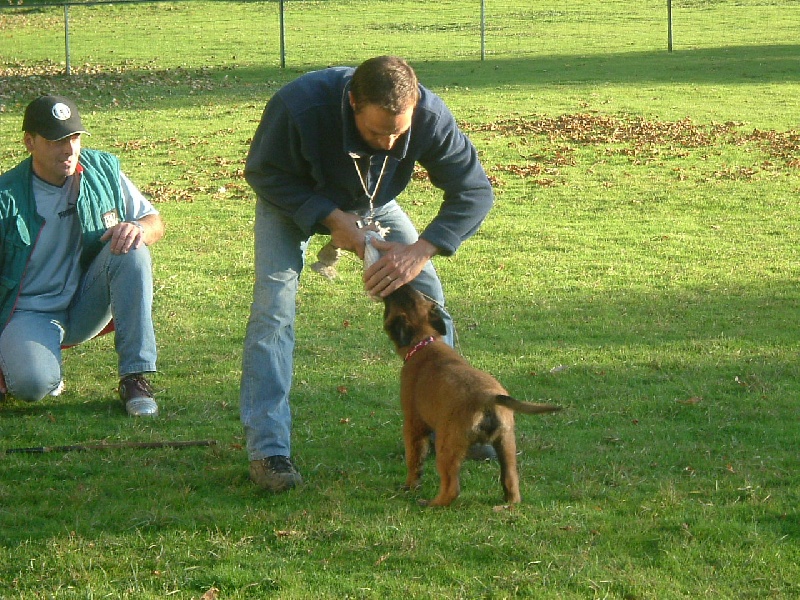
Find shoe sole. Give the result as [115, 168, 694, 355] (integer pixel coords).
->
[249, 465, 303, 493]
[125, 397, 158, 417]
[251, 477, 302, 493]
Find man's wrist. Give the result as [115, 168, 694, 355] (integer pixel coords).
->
[320, 208, 347, 231]
[414, 238, 439, 259]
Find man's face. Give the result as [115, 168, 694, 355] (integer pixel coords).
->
[24, 132, 81, 186]
[351, 99, 413, 152]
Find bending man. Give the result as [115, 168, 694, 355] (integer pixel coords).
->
[242, 56, 494, 492]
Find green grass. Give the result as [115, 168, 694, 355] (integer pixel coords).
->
[1, 1, 800, 598]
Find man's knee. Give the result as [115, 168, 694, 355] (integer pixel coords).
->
[110, 244, 152, 274]
[105, 246, 154, 300]
[7, 370, 61, 403]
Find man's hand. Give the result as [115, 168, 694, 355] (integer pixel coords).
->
[363, 238, 438, 298]
[100, 214, 164, 255]
[320, 209, 374, 259]
[320, 209, 439, 297]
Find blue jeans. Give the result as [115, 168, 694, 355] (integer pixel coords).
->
[0, 243, 157, 402]
[240, 199, 453, 460]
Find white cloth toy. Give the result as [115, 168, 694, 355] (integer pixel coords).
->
[363, 229, 385, 271]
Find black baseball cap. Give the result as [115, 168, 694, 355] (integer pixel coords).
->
[22, 95, 89, 141]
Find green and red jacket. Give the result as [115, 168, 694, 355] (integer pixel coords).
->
[0, 149, 127, 332]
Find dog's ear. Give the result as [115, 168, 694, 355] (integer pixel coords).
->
[386, 314, 415, 348]
[429, 305, 448, 337]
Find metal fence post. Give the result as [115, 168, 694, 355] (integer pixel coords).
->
[64, 3, 72, 75]
[480, 0, 486, 61]
[279, 0, 286, 68]
[667, 0, 673, 52]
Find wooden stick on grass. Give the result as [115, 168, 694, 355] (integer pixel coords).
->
[4, 440, 218, 454]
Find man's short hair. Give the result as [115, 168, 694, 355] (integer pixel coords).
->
[350, 55, 420, 115]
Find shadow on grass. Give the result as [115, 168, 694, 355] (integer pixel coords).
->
[414, 44, 800, 87]
[0, 396, 120, 421]
[1, 280, 798, 548]
[1, 44, 798, 111]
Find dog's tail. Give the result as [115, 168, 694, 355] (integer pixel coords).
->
[496, 395, 562, 415]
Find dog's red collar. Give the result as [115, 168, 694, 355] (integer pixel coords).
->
[404, 336, 435, 362]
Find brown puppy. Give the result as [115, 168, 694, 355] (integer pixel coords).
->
[383, 285, 561, 507]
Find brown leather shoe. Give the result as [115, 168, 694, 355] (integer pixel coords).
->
[249, 456, 303, 492]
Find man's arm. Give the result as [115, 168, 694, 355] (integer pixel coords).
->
[360, 96, 492, 298]
[101, 170, 165, 254]
[101, 212, 164, 255]
[134, 213, 165, 246]
[415, 96, 494, 256]
[245, 96, 340, 235]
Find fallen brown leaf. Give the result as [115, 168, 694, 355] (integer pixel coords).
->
[676, 396, 702, 405]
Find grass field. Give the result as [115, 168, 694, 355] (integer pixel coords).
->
[1, 1, 799, 598]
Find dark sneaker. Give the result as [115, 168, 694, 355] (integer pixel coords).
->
[119, 374, 158, 417]
[467, 443, 497, 461]
[430, 432, 497, 461]
[249, 456, 303, 492]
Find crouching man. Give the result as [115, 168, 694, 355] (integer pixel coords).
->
[0, 95, 165, 416]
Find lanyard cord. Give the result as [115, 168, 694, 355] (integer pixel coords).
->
[352, 154, 389, 219]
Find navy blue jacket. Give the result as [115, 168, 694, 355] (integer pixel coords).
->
[244, 66, 493, 256]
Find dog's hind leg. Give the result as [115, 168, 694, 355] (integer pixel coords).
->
[495, 432, 522, 504]
[427, 434, 468, 507]
[403, 419, 429, 491]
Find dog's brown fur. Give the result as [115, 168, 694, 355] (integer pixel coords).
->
[383, 285, 561, 507]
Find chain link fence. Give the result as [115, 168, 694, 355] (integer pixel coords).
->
[2, 0, 797, 75]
